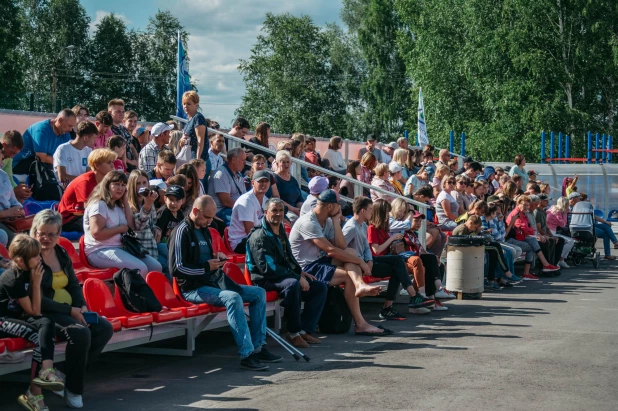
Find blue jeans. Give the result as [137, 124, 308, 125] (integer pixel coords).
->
[595, 223, 617, 256]
[157, 243, 171, 282]
[216, 208, 233, 225]
[183, 284, 266, 359]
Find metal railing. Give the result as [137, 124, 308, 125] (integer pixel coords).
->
[170, 115, 429, 247]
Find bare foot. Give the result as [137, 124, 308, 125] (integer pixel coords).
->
[355, 285, 381, 298]
[354, 324, 385, 334]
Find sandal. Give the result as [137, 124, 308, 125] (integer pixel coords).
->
[32, 368, 65, 392]
[17, 389, 49, 411]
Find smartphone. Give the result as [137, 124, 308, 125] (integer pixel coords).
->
[138, 187, 152, 197]
[219, 257, 229, 262]
[83, 312, 99, 325]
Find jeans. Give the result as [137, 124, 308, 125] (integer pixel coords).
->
[0, 316, 55, 378]
[372, 255, 413, 301]
[46, 313, 114, 394]
[258, 278, 327, 334]
[0, 228, 8, 246]
[551, 231, 575, 258]
[216, 208, 233, 225]
[183, 284, 266, 359]
[507, 238, 534, 263]
[595, 223, 617, 256]
[0, 223, 15, 246]
[157, 243, 171, 281]
[87, 247, 162, 278]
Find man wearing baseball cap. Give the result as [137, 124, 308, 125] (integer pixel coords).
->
[300, 176, 329, 216]
[228, 170, 271, 254]
[139, 122, 173, 172]
[133, 126, 150, 149]
[289, 190, 392, 336]
[381, 142, 397, 163]
[357, 134, 385, 163]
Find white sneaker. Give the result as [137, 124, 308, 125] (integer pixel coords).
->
[558, 260, 570, 269]
[408, 307, 431, 315]
[434, 288, 455, 299]
[65, 389, 83, 408]
[52, 369, 66, 398]
[432, 300, 449, 311]
[0, 351, 26, 364]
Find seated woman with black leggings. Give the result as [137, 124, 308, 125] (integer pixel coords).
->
[32, 209, 114, 408]
[0, 235, 64, 411]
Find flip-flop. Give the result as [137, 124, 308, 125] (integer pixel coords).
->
[355, 325, 394, 336]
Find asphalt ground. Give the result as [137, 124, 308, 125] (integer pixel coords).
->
[2, 248, 618, 411]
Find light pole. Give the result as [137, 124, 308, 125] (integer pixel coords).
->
[52, 45, 74, 112]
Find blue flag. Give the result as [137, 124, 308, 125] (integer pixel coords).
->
[176, 31, 191, 119]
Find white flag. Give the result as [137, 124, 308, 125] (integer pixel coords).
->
[417, 88, 429, 146]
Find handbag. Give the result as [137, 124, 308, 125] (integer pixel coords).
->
[390, 239, 406, 255]
[514, 227, 526, 241]
[175, 142, 192, 169]
[121, 229, 149, 258]
[0, 215, 35, 233]
[556, 226, 571, 237]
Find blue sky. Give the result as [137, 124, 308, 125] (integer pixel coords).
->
[80, 0, 343, 126]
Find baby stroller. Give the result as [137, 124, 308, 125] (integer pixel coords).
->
[568, 201, 600, 268]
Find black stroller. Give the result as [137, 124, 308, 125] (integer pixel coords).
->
[568, 201, 600, 268]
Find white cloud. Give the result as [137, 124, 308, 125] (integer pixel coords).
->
[90, 10, 132, 33]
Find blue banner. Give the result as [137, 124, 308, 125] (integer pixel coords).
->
[176, 31, 191, 119]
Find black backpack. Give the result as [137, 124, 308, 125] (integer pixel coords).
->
[28, 156, 63, 201]
[113, 269, 162, 313]
[318, 286, 352, 334]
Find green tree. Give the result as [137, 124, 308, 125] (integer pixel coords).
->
[0, 0, 25, 109]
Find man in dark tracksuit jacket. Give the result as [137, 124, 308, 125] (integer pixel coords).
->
[246, 198, 327, 349]
[168, 195, 281, 371]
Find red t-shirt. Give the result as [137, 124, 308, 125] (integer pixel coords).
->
[367, 225, 391, 256]
[58, 171, 98, 223]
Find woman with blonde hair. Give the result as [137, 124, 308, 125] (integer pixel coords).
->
[168, 130, 183, 155]
[545, 196, 575, 266]
[392, 148, 410, 179]
[274, 150, 304, 223]
[432, 164, 451, 186]
[370, 163, 397, 202]
[434, 175, 459, 230]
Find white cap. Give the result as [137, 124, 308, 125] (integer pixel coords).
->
[386, 142, 398, 149]
[151, 122, 174, 137]
[388, 162, 403, 173]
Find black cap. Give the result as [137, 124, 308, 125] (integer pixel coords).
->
[164, 185, 185, 200]
[464, 156, 473, 163]
[366, 134, 376, 142]
[252, 170, 271, 182]
[318, 189, 339, 204]
[539, 194, 552, 201]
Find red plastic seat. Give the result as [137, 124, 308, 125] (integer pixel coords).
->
[283, 222, 292, 234]
[363, 275, 388, 284]
[172, 278, 225, 313]
[83, 278, 153, 328]
[112, 285, 183, 323]
[0, 244, 9, 259]
[242, 265, 279, 302]
[146, 272, 208, 317]
[0, 338, 34, 351]
[108, 318, 122, 332]
[210, 228, 245, 263]
[0, 340, 5, 353]
[73, 237, 118, 281]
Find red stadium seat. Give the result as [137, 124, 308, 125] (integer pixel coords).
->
[108, 318, 122, 332]
[74, 236, 118, 281]
[0, 340, 5, 353]
[172, 278, 225, 313]
[242, 265, 279, 302]
[209, 228, 245, 263]
[83, 278, 153, 328]
[0, 244, 9, 259]
[0, 338, 34, 351]
[283, 223, 292, 234]
[146, 272, 208, 317]
[113, 285, 183, 323]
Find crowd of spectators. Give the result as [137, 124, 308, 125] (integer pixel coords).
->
[0, 91, 614, 409]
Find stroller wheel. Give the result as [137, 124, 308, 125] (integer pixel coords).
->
[592, 253, 600, 268]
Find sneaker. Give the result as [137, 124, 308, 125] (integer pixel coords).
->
[488, 282, 502, 291]
[542, 264, 560, 272]
[0, 351, 26, 364]
[523, 273, 539, 281]
[240, 354, 269, 371]
[435, 288, 455, 299]
[505, 274, 522, 283]
[484, 279, 490, 287]
[432, 300, 448, 311]
[255, 347, 283, 363]
[408, 294, 435, 309]
[379, 306, 407, 321]
[558, 260, 570, 269]
[65, 389, 83, 409]
[408, 307, 431, 315]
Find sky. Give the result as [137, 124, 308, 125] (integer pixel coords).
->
[80, 0, 344, 126]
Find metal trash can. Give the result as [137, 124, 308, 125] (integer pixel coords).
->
[445, 236, 485, 298]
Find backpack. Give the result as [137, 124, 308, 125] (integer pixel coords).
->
[318, 286, 352, 334]
[28, 156, 63, 201]
[113, 269, 162, 313]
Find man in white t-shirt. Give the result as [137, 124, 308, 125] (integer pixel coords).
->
[53, 121, 97, 184]
[228, 170, 270, 253]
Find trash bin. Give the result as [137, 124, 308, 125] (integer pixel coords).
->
[445, 236, 486, 298]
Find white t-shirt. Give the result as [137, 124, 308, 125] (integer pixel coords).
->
[289, 211, 335, 267]
[228, 190, 268, 250]
[435, 191, 459, 226]
[83, 200, 128, 256]
[53, 142, 91, 178]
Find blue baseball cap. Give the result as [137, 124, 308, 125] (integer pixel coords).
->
[318, 189, 339, 204]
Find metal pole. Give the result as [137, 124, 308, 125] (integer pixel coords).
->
[344, 140, 349, 164]
[587, 131, 592, 164]
[595, 133, 600, 163]
[565, 133, 570, 161]
[550, 131, 555, 164]
[461, 132, 466, 157]
[450, 130, 454, 153]
[602, 134, 607, 163]
[609, 136, 613, 163]
[541, 131, 546, 163]
[52, 67, 57, 113]
[558, 132, 563, 164]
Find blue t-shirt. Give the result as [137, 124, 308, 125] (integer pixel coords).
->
[194, 229, 213, 265]
[14, 119, 71, 167]
[185, 112, 208, 160]
[275, 174, 303, 207]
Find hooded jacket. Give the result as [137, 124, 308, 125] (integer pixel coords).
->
[246, 217, 302, 284]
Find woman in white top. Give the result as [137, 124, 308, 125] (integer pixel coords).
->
[83, 171, 162, 278]
[435, 175, 459, 231]
[322, 136, 346, 173]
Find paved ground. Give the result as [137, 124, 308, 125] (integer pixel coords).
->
[2, 254, 618, 411]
